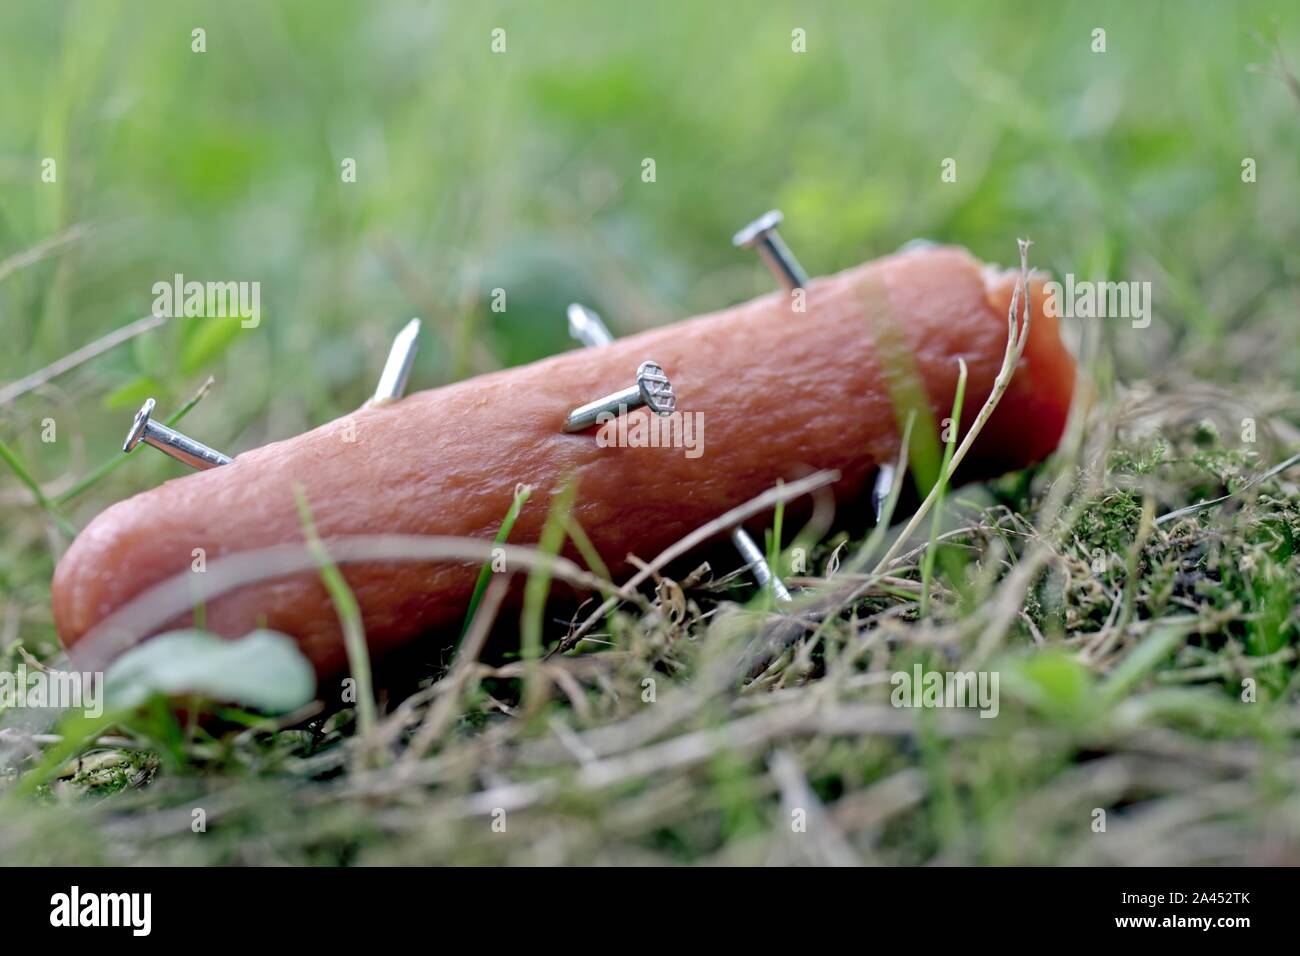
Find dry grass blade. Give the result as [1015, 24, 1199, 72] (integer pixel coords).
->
[1154, 448, 1300, 526]
[0, 223, 93, 286]
[404, 574, 511, 762]
[550, 468, 841, 657]
[68, 535, 655, 677]
[0, 313, 168, 406]
[768, 748, 860, 866]
[872, 239, 1034, 574]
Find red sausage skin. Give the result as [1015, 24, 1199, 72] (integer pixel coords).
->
[52, 246, 1075, 676]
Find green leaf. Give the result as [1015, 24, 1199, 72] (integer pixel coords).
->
[103, 629, 316, 713]
[102, 375, 163, 410]
[181, 318, 243, 375]
[1001, 651, 1095, 720]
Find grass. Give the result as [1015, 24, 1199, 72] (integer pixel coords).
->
[462, 482, 533, 637]
[54, 374, 215, 506]
[293, 487, 375, 740]
[919, 358, 967, 617]
[2, 0, 1300, 865]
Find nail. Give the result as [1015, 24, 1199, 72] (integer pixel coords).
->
[731, 527, 792, 602]
[732, 209, 808, 291]
[872, 464, 896, 524]
[371, 318, 421, 404]
[123, 398, 231, 470]
[563, 309, 788, 599]
[735, 217, 899, 532]
[567, 303, 614, 348]
[562, 361, 675, 433]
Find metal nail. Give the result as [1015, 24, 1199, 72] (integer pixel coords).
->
[872, 464, 896, 525]
[734, 216, 895, 529]
[371, 318, 422, 405]
[729, 212, 808, 599]
[567, 303, 614, 348]
[564, 308, 789, 600]
[731, 527, 793, 602]
[732, 209, 808, 291]
[123, 398, 231, 470]
[562, 361, 675, 433]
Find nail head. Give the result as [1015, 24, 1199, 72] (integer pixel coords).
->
[636, 361, 676, 415]
[732, 209, 784, 249]
[123, 398, 156, 452]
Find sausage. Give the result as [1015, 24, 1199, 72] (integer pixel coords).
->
[51, 245, 1075, 677]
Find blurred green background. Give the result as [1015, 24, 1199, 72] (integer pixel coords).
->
[1, 0, 1298, 549]
[1, 0, 1299, 868]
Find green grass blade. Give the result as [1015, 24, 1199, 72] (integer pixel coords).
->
[11, 709, 129, 799]
[55, 376, 216, 506]
[920, 359, 968, 617]
[761, 483, 786, 607]
[461, 483, 533, 637]
[292, 486, 375, 738]
[563, 513, 610, 583]
[1100, 625, 1190, 705]
[520, 479, 577, 712]
[0, 435, 77, 537]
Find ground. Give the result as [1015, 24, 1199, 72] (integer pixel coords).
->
[1, 0, 1299, 865]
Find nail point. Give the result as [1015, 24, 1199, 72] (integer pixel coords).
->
[372, 318, 422, 404]
[567, 303, 614, 347]
[873, 464, 897, 524]
[567, 303, 592, 333]
[898, 238, 939, 253]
